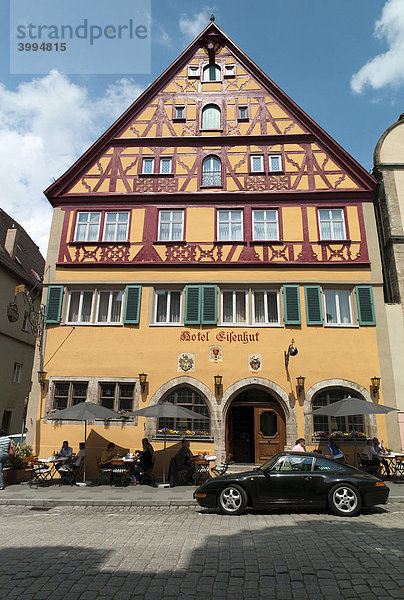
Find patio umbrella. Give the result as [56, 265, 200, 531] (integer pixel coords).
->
[305, 396, 398, 417]
[46, 402, 121, 484]
[306, 396, 398, 464]
[127, 402, 209, 483]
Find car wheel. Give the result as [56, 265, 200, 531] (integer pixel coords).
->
[218, 484, 247, 515]
[328, 484, 361, 517]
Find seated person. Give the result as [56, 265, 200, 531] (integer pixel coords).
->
[327, 438, 345, 463]
[55, 440, 73, 470]
[100, 442, 115, 467]
[373, 437, 391, 477]
[130, 438, 154, 486]
[73, 442, 85, 468]
[291, 438, 306, 452]
[362, 439, 381, 472]
[174, 440, 196, 484]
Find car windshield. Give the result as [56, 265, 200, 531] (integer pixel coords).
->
[260, 454, 282, 471]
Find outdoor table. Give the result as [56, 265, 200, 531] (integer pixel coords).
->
[380, 453, 404, 480]
[110, 456, 137, 486]
[193, 455, 216, 485]
[39, 456, 70, 482]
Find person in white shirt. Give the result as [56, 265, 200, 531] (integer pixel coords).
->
[291, 438, 306, 452]
[58, 441, 73, 459]
[372, 437, 390, 477]
[362, 439, 381, 472]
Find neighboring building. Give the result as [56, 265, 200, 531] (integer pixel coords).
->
[0, 208, 44, 437]
[28, 21, 401, 476]
[374, 115, 404, 450]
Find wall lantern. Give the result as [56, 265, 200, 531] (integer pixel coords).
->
[371, 376, 381, 397]
[284, 338, 298, 368]
[37, 370, 47, 389]
[214, 374, 223, 395]
[139, 373, 148, 393]
[296, 376, 305, 396]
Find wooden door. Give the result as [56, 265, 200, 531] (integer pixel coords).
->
[254, 407, 285, 463]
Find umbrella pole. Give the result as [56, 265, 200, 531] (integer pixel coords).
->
[83, 420, 87, 482]
[163, 429, 167, 484]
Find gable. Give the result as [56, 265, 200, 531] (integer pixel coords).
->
[47, 22, 375, 202]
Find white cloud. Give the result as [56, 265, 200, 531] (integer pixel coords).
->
[0, 71, 143, 256]
[351, 0, 404, 93]
[179, 7, 214, 40]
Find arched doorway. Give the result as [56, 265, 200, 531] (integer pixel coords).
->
[226, 389, 286, 463]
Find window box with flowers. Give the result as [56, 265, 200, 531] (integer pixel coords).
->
[154, 428, 213, 442]
[312, 431, 367, 443]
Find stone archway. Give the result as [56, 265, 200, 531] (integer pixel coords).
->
[144, 376, 220, 443]
[304, 379, 377, 440]
[216, 378, 297, 463]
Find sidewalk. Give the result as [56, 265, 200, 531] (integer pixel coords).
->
[0, 481, 403, 509]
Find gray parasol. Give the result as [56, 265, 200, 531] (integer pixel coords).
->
[127, 402, 209, 483]
[305, 396, 398, 417]
[46, 402, 121, 483]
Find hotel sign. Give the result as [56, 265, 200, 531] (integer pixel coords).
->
[179, 330, 260, 344]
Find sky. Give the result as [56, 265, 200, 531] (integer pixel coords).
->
[0, 0, 403, 257]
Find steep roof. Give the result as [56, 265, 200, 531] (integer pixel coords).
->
[45, 20, 375, 202]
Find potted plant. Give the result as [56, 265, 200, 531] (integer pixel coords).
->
[3, 442, 34, 484]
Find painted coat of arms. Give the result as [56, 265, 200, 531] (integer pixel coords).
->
[209, 346, 223, 361]
[178, 353, 195, 372]
[248, 354, 262, 371]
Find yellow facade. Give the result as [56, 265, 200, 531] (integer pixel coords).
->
[28, 21, 399, 480]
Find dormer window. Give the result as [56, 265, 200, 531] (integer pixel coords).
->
[224, 64, 236, 77]
[202, 64, 221, 82]
[188, 65, 200, 78]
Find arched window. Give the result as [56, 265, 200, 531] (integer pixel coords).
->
[312, 389, 365, 436]
[158, 387, 210, 435]
[202, 104, 221, 129]
[202, 155, 221, 186]
[203, 64, 221, 81]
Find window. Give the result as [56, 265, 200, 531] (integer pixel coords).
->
[217, 210, 243, 241]
[202, 64, 221, 81]
[96, 291, 123, 324]
[324, 290, 352, 325]
[142, 157, 155, 174]
[67, 291, 94, 324]
[75, 212, 101, 242]
[103, 212, 129, 242]
[184, 285, 217, 325]
[188, 65, 200, 78]
[22, 313, 30, 332]
[318, 209, 346, 240]
[252, 291, 279, 325]
[100, 383, 135, 412]
[272, 455, 314, 472]
[238, 106, 248, 120]
[222, 290, 248, 325]
[158, 210, 184, 241]
[160, 157, 172, 174]
[251, 155, 264, 173]
[201, 104, 221, 129]
[202, 156, 221, 187]
[253, 210, 279, 241]
[12, 363, 23, 384]
[269, 154, 282, 172]
[1, 410, 12, 434]
[224, 64, 236, 77]
[53, 382, 88, 410]
[155, 290, 182, 324]
[312, 389, 364, 436]
[158, 387, 210, 435]
[174, 106, 185, 120]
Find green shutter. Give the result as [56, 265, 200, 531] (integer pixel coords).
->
[44, 286, 64, 324]
[356, 286, 376, 326]
[284, 285, 301, 325]
[202, 285, 217, 324]
[305, 286, 323, 325]
[184, 286, 201, 324]
[124, 285, 142, 324]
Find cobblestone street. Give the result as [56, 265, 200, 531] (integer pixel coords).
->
[0, 503, 403, 599]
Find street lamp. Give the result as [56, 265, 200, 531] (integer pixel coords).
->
[214, 374, 223, 396]
[37, 370, 47, 389]
[139, 373, 148, 393]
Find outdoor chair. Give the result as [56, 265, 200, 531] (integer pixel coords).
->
[393, 457, 404, 482]
[58, 459, 84, 486]
[359, 453, 380, 477]
[28, 457, 52, 487]
[110, 459, 130, 486]
[139, 455, 157, 486]
[95, 456, 113, 486]
[212, 456, 234, 477]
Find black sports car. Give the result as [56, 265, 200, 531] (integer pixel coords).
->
[194, 452, 389, 516]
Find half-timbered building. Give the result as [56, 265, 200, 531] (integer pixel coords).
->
[27, 20, 402, 475]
